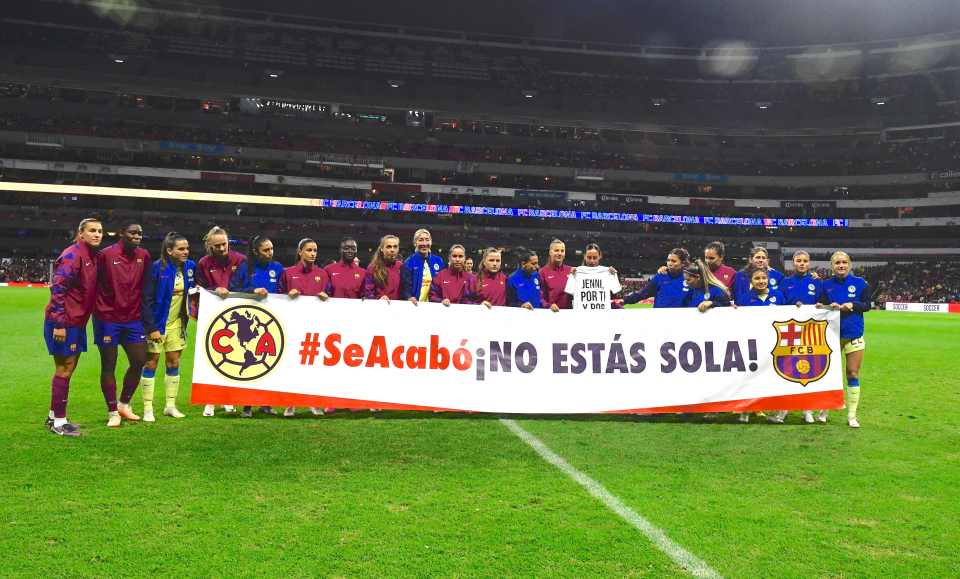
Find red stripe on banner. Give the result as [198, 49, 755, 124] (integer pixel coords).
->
[191, 382, 467, 412]
[605, 390, 844, 414]
[192, 383, 844, 414]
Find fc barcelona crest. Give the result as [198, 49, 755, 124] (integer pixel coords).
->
[771, 319, 831, 386]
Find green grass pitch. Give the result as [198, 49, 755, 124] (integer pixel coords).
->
[1, 287, 958, 577]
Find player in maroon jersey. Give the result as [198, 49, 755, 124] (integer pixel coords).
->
[475, 248, 507, 308]
[43, 218, 103, 436]
[196, 226, 245, 416]
[93, 222, 151, 427]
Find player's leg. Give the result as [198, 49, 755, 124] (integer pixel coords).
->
[141, 341, 162, 422]
[49, 353, 81, 436]
[163, 329, 187, 418]
[117, 328, 147, 421]
[163, 349, 186, 418]
[98, 343, 123, 427]
[845, 346, 865, 428]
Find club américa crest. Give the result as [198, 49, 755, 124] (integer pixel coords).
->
[205, 305, 284, 381]
[771, 319, 831, 386]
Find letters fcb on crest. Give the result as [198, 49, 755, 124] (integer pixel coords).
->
[771, 319, 831, 386]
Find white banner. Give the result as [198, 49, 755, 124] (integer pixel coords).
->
[190, 293, 844, 414]
[884, 302, 954, 313]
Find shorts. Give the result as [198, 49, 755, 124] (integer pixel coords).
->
[841, 336, 865, 355]
[93, 318, 146, 347]
[148, 324, 187, 354]
[44, 320, 87, 357]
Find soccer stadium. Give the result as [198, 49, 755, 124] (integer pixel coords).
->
[2, 1, 959, 576]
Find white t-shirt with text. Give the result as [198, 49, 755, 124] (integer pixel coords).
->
[564, 266, 622, 311]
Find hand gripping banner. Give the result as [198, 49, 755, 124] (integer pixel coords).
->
[191, 292, 844, 414]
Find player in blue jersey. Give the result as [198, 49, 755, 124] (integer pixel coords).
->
[232, 235, 285, 296]
[232, 235, 284, 418]
[732, 247, 785, 305]
[736, 266, 787, 423]
[681, 259, 731, 311]
[772, 250, 825, 424]
[624, 248, 690, 308]
[819, 251, 871, 428]
[739, 266, 786, 307]
[506, 247, 544, 309]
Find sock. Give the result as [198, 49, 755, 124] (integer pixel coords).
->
[846, 377, 861, 419]
[48, 410, 55, 420]
[119, 370, 140, 405]
[100, 375, 118, 412]
[165, 367, 180, 409]
[51, 375, 70, 419]
[54, 417, 67, 428]
[140, 368, 156, 411]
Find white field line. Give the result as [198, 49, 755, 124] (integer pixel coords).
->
[500, 418, 722, 578]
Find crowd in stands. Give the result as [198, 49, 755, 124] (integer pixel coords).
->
[0, 257, 50, 283]
[870, 262, 960, 304]
[5, 106, 960, 177]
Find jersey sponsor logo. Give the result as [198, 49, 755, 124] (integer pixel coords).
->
[205, 304, 284, 382]
[315, 276, 322, 282]
[769, 296, 777, 302]
[808, 283, 815, 291]
[269, 270, 277, 278]
[770, 278, 778, 286]
[434, 264, 440, 271]
[848, 285, 856, 293]
[771, 319, 831, 386]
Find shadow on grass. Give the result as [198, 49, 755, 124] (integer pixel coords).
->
[213, 409, 810, 427]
